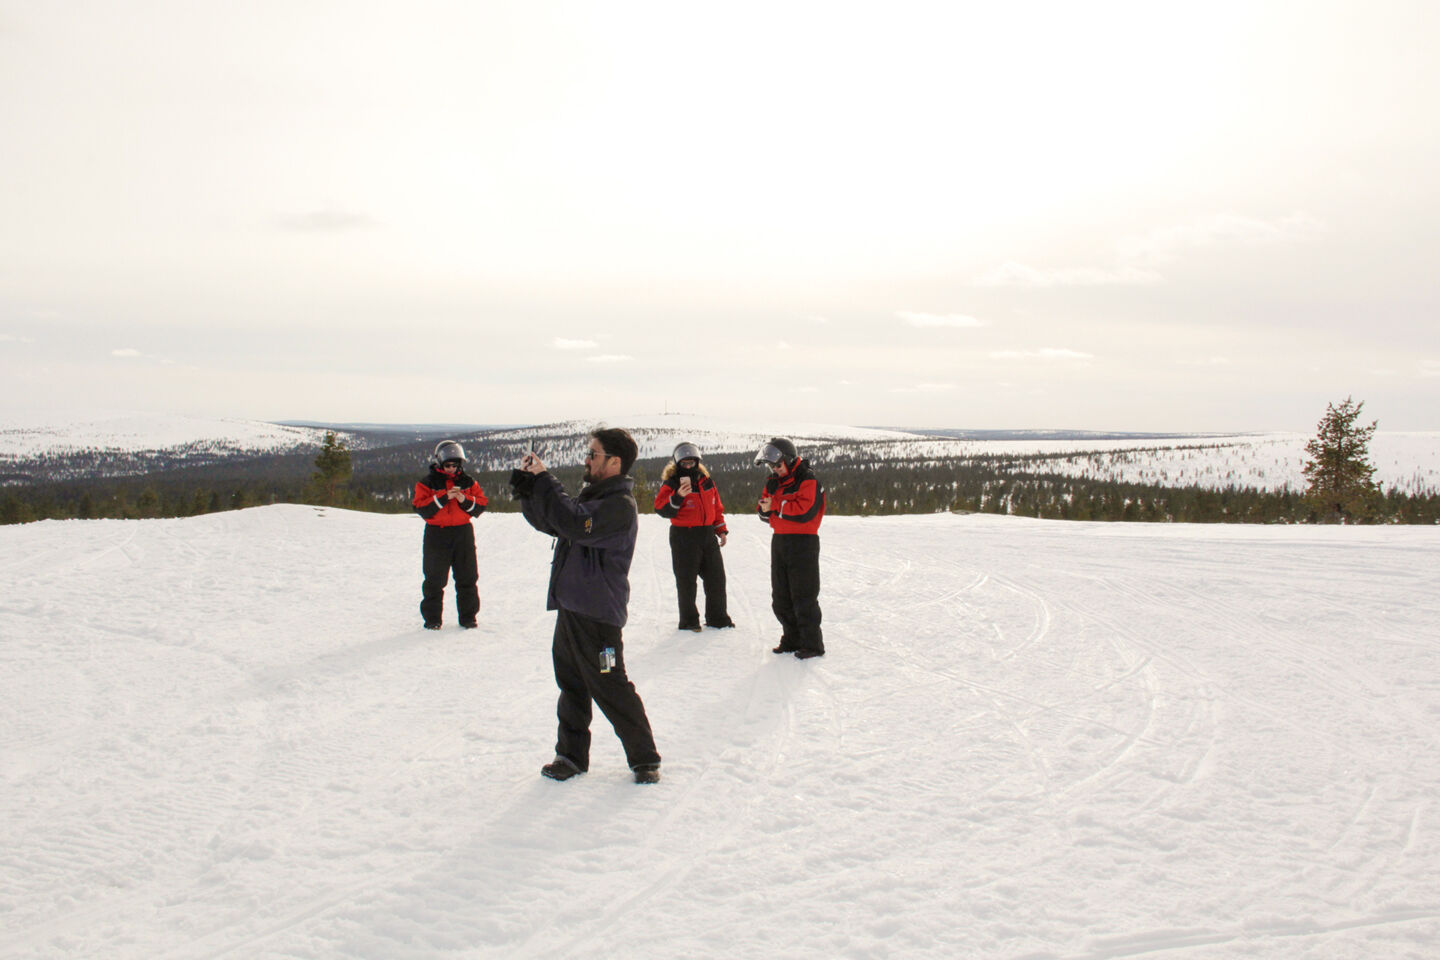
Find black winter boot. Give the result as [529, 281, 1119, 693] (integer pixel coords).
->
[541, 756, 583, 781]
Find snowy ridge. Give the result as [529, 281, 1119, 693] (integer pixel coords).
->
[3, 506, 1439, 958]
[3, 411, 1437, 496]
[0, 413, 357, 459]
[479, 417, 1440, 494]
[484, 413, 926, 460]
[889, 432, 1440, 496]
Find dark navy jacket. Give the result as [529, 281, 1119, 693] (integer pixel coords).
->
[519, 472, 638, 627]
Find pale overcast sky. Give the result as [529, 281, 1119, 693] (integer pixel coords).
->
[2, 1, 1437, 430]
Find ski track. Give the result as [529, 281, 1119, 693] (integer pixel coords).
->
[3, 508, 1440, 958]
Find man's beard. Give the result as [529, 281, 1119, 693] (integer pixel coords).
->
[583, 468, 598, 485]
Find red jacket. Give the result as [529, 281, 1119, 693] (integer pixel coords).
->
[758, 458, 824, 534]
[413, 467, 488, 527]
[654, 465, 728, 535]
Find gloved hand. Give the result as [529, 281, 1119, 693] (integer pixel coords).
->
[509, 468, 537, 500]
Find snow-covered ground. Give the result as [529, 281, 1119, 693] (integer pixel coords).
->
[3, 506, 1439, 959]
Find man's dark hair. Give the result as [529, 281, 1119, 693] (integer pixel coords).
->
[591, 427, 638, 476]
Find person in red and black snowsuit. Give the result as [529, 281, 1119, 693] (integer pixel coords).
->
[756, 437, 825, 659]
[654, 442, 734, 632]
[412, 440, 488, 630]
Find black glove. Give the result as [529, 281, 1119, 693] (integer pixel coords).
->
[764, 476, 780, 495]
[509, 468, 537, 500]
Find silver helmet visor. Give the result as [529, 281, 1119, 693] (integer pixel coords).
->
[754, 442, 785, 466]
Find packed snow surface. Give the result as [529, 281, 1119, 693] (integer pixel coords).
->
[3, 506, 1440, 959]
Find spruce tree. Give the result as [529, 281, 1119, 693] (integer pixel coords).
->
[1302, 397, 1379, 523]
[312, 431, 353, 506]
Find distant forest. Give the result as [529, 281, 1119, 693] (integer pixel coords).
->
[4, 440, 1438, 525]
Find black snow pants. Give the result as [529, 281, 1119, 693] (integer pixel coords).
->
[551, 608, 661, 772]
[669, 525, 731, 628]
[420, 523, 479, 626]
[771, 533, 823, 655]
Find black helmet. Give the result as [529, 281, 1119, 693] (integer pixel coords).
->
[754, 437, 798, 467]
[672, 442, 702, 463]
[432, 440, 466, 466]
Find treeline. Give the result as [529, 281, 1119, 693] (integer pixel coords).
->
[690, 454, 1440, 524]
[5, 452, 1439, 526]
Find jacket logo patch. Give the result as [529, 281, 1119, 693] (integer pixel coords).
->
[584, 517, 593, 535]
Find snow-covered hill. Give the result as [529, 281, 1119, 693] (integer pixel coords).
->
[945, 431, 1440, 496]
[4, 411, 1438, 496]
[479, 415, 1440, 495]
[3, 507, 1439, 958]
[0, 414, 391, 484]
[0, 412, 356, 459]
[483, 413, 926, 462]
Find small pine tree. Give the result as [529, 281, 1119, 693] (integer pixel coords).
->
[312, 431, 353, 506]
[1302, 397, 1379, 523]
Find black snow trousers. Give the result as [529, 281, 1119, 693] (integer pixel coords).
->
[421, 523, 479, 626]
[669, 525, 730, 628]
[770, 533, 823, 655]
[551, 608, 660, 772]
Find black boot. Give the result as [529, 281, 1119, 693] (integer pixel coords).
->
[541, 756, 583, 781]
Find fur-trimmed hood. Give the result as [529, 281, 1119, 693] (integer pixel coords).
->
[660, 461, 711, 483]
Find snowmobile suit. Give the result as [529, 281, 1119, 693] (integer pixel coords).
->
[413, 466, 488, 626]
[655, 463, 732, 629]
[518, 471, 660, 772]
[758, 457, 825, 655]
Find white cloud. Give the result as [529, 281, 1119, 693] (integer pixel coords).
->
[1420, 360, 1440, 379]
[111, 347, 173, 365]
[1, 333, 35, 344]
[990, 348, 1094, 361]
[585, 354, 633, 363]
[553, 338, 599, 350]
[891, 382, 957, 394]
[898, 311, 985, 328]
[974, 213, 1325, 288]
[1117, 212, 1326, 265]
[275, 209, 379, 232]
[972, 262, 1162, 288]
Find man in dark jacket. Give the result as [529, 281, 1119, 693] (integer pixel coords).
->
[412, 440, 488, 630]
[511, 427, 662, 785]
[756, 437, 825, 659]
